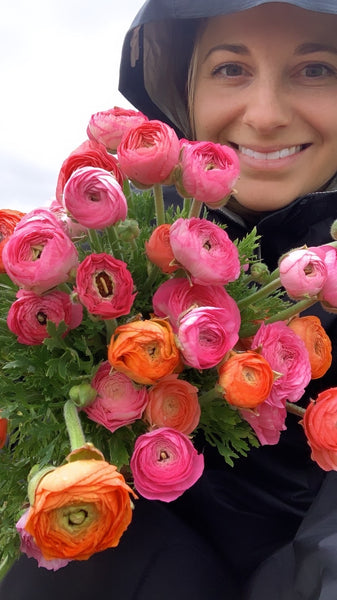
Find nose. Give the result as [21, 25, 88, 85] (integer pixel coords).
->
[242, 77, 292, 134]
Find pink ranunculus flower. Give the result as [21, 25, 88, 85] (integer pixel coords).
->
[153, 277, 239, 332]
[56, 139, 124, 203]
[87, 106, 149, 152]
[2, 209, 78, 293]
[278, 247, 327, 299]
[63, 166, 127, 229]
[313, 245, 337, 309]
[169, 218, 240, 286]
[302, 388, 337, 470]
[84, 361, 148, 433]
[130, 427, 204, 502]
[16, 510, 70, 571]
[252, 321, 311, 406]
[240, 401, 287, 445]
[75, 253, 136, 319]
[7, 289, 83, 345]
[117, 120, 180, 186]
[177, 305, 240, 369]
[176, 140, 240, 208]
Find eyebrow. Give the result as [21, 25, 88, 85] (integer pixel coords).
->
[203, 41, 337, 62]
[203, 43, 249, 61]
[295, 42, 337, 55]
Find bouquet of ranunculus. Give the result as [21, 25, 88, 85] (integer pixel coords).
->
[1, 106, 337, 578]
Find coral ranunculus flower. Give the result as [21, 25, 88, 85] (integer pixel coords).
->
[108, 318, 181, 385]
[145, 374, 201, 435]
[218, 351, 274, 409]
[0, 209, 25, 272]
[145, 224, 178, 274]
[302, 388, 337, 470]
[24, 459, 135, 561]
[288, 315, 332, 379]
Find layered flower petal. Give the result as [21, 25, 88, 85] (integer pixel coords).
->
[0, 209, 25, 272]
[278, 247, 327, 299]
[117, 120, 180, 186]
[63, 166, 127, 229]
[288, 315, 332, 379]
[303, 388, 337, 470]
[7, 289, 83, 345]
[176, 139, 240, 208]
[84, 361, 148, 433]
[87, 106, 149, 152]
[108, 318, 181, 385]
[75, 253, 135, 319]
[218, 350, 274, 409]
[169, 218, 240, 286]
[25, 459, 135, 561]
[130, 427, 204, 501]
[145, 374, 200, 435]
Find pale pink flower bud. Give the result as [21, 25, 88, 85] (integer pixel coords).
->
[177, 305, 240, 369]
[75, 253, 136, 319]
[63, 166, 127, 229]
[176, 140, 240, 208]
[2, 209, 78, 293]
[252, 321, 311, 406]
[16, 510, 70, 571]
[7, 289, 82, 345]
[130, 427, 204, 502]
[279, 248, 327, 299]
[313, 245, 337, 309]
[240, 401, 287, 446]
[84, 361, 148, 433]
[169, 218, 240, 286]
[153, 277, 238, 332]
[87, 106, 149, 152]
[117, 120, 180, 186]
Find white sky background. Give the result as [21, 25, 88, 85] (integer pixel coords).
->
[1, 0, 145, 212]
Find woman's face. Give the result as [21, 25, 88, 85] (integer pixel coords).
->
[192, 4, 337, 211]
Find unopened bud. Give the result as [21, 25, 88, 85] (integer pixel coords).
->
[330, 219, 337, 240]
[69, 383, 97, 408]
[250, 262, 270, 284]
[116, 219, 140, 241]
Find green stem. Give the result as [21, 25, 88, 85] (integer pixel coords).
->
[0, 554, 15, 582]
[199, 386, 223, 406]
[264, 297, 317, 325]
[153, 183, 165, 225]
[286, 401, 306, 417]
[88, 228, 103, 253]
[183, 197, 192, 215]
[237, 277, 282, 310]
[105, 318, 118, 343]
[123, 178, 136, 216]
[64, 399, 86, 451]
[107, 225, 123, 260]
[188, 198, 202, 219]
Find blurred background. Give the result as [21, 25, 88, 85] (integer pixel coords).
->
[1, 0, 145, 211]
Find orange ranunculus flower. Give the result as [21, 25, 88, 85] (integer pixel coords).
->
[302, 388, 337, 471]
[145, 224, 178, 274]
[0, 209, 25, 272]
[108, 318, 181, 385]
[144, 374, 201, 435]
[24, 459, 135, 561]
[218, 350, 274, 409]
[288, 315, 332, 379]
[0, 415, 8, 449]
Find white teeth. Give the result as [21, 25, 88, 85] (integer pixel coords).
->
[238, 145, 302, 160]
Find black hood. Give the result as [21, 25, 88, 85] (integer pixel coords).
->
[119, 0, 337, 137]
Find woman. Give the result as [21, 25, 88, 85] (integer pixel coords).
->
[1, 1, 337, 599]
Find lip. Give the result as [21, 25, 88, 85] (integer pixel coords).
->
[229, 142, 312, 170]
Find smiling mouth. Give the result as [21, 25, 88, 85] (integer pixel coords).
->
[230, 143, 311, 160]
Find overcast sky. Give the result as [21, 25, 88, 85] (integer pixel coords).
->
[1, 0, 145, 212]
